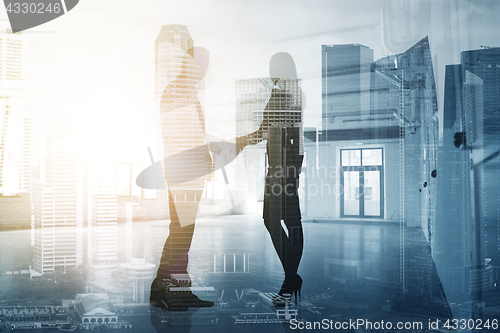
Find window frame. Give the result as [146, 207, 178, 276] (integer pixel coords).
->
[340, 148, 384, 218]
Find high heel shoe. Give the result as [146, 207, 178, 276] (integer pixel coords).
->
[278, 274, 302, 304]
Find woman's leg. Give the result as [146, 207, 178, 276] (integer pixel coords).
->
[264, 175, 303, 274]
[264, 179, 303, 301]
[264, 214, 303, 279]
[282, 214, 303, 279]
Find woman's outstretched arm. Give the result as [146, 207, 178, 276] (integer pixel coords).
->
[235, 119, 268, 150]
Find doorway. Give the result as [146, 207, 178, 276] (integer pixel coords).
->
[340, 148, 384, 218]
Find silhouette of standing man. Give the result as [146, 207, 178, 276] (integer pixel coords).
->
[150, 46, 214, 313]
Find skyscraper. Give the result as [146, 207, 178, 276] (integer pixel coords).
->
[91, 181, 118, 274]
[317, 37, 437, 229]
[373, 38, 438, 233]
[152, 25, 195, 219]
[460, 48, 500, 283]
[155, 24, 194, 97]
[33, 128, 83, 274]
[322, 44, 373, 131]
[0, 18, 30, 196]
[372, 38, 438, 297]
[156, 29, 210, 227]
[315, 37, 438, 296]
[434, 64, 489, 314]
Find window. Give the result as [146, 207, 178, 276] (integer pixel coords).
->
[340, 148, 384, 218]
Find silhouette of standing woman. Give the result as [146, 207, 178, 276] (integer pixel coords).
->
[237, 52, 304, 301]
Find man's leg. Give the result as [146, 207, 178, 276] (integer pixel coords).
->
[151, 190, 195, 309]
[151, 188, 214, 310]
[157, 190, 195, 279]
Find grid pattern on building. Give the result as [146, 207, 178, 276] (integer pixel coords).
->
[322, 44, 373, 130]
[0, 18, 30, 196]
[92, 182, 118, 266]
[236, 78, 303, 151]
[155, 25, 194, 96]
[461, 48, 500, 269]
[33, 130, 83, 274]
[153, 24, 197, 219]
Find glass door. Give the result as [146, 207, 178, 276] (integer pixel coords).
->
[341, 148, 384, 218]
[343, 170, 360, 216]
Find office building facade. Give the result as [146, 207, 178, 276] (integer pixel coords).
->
[0, 18, 30, 196]
[151, 25, 196, 219]
[460, 48, 500, 283]
[155, 24, 194, 97]
[33, 129, 84, 274]
[91, 182, 118, 269]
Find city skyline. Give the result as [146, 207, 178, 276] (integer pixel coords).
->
[1, 1, 500, 332]
[0, 17, 29, 197]
[11, 1, 500, 145]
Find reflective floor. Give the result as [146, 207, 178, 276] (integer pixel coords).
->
[1, 215, 499, 332]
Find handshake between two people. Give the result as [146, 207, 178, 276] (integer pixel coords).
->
[135, 132, 252, 190]
[206, 133, 248, 157]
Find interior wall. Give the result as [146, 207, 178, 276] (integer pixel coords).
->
[303, 139, 400, 221]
